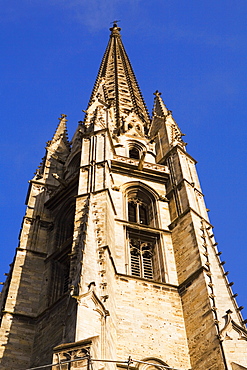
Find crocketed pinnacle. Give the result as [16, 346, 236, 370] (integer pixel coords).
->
[49, 114, 70, 150]
[152, 90, 169, 118]
[87, 24, 150, 131]
[35, 114, 70, 179]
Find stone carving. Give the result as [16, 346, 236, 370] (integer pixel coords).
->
[219, 310, 247, 341]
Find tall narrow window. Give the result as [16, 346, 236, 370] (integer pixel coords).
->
[128, 231, 159, 280]
[55, 203, 75, 248]
[139, 204, 148, 225]
[128, 201, 137, 223]
[50, 253, 70, 303]
[49, 201, 75, 305]
[128, 200, 149, 225]
[125, 185, 164, 282]
[127, 187, 155, 227]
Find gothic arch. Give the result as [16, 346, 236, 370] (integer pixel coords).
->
[136, 357, 169, 370]
[126, 140, 146, 159]
[66, 150, 81, 178]
[55, 200, 76, 249]
[121, 181, 159, 228]
[121, 182, 164, 282]
[47, 199, 76, 305]
[121, 181, 160, 200]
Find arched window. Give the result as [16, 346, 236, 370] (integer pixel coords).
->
[129, 147, 140, 159]
[137, 358, 169, 370]
[49, 201, 75, 305]
[65, 151, 81, 179]
[127, 187, 156, 227]
[55, 203, 75, 248]
[124, 184, 164, 282]
[127, 141, 144, 160]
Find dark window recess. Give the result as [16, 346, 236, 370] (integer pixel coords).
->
[129, 147, 140, 159]
[49, 253, 70, 305]
[128, 202, 137, 223]
[139, 204, 148, 225]
[49, 201, 76, 305]
[128, 201, 149, 225]
[54, 201, 75, 250]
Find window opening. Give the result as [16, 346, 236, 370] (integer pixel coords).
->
[125, 186, 164, 281]
[139, 204, 148, 225]
[128, 201, 137, 223]
[129, 147, 140, 159]
[49, 201, 75, 305]
[128, 198, 149, 225]
[128, 232, 158, 280]
[55, 204, 75, 249]
[49, 251, 70, 305]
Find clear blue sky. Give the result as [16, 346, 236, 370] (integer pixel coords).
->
[1, 1, 247, 317]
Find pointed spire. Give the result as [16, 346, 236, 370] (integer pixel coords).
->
[152, 90, 169, 118]
[150, 92, 186, 160]
[49, 114, 70, 149]
[86, 24, 150, 134]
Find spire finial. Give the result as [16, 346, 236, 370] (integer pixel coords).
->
[110, 20, 121, 35]
[154, 90, 162, 97]
[58, 114, 67, 121]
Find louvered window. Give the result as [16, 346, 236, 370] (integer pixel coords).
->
[128, 232, 159, 280]
[125, 186, 164, 282]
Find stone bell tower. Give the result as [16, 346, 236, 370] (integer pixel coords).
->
[1, 23, 247, 370]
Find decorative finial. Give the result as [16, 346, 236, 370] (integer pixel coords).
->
[110, 20, 121, 35]
[58, 114, 67, 121]
[154, 90, 162, 96]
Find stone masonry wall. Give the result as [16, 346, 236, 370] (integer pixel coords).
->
[115, 276, 191, 370]
[30, 295, 77, 367]
[171, 211, 225, 370]
[0, 248, 46, 369]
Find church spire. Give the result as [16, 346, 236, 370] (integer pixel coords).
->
[86, 23, 150, 135]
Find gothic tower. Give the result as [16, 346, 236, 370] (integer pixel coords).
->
[0, 23, 247, 370]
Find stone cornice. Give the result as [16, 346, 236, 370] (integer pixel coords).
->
[169, 206, 212, 230]
[115, 218, 171, 234]
[158, 144, 197, 165]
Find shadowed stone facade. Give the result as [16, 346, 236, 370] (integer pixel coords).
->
[0, 23, 247, 370]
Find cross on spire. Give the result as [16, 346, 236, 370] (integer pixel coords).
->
[111, 20, 121, 27]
